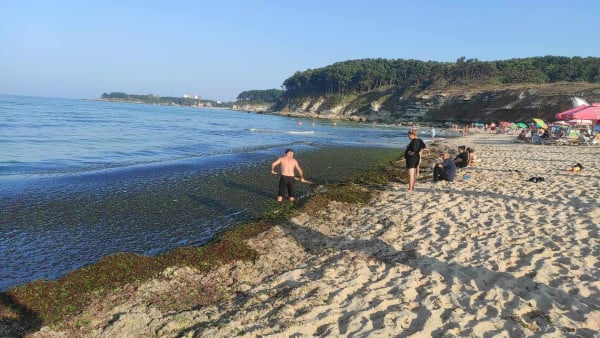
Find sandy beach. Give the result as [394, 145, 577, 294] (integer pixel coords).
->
[31, 132, 599, 337]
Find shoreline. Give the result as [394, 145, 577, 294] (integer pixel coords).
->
[5, 132, 600, 336]
[0, 145, 401, 292]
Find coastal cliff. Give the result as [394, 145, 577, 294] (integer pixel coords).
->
[233, 82, 600, 123]
[230, 103, 273, 113]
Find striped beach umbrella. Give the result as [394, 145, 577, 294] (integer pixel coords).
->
[532, 118, 548, 129]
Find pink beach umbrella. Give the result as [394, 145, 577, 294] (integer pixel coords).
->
[555, 103, 600, 120]
[555, 104, 588, 120]
[569, 104, 600, 120]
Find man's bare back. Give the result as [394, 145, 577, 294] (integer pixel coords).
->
[270, 149, 308, 202]
[271, 149, 304, 178]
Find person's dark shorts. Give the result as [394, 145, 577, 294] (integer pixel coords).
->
[278, 175, 296, 198]
[405, 156, 420, 169]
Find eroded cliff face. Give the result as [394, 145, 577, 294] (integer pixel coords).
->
[230, 103, 273, 113]
[241, 83, 600, 123]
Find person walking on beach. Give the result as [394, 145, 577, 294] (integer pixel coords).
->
[405, 129, 426, 192]
[431, 126, 436, 143]
[271, 148, 308, 202]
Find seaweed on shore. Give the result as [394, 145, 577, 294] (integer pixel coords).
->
[0, 145, 442, 335]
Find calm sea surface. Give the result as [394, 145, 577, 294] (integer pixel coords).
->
[0, 95, 417, 177]
[0, 95, 419, 291]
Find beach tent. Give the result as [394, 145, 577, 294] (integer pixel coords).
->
[567, 119, 593, 125]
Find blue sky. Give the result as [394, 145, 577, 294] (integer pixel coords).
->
[1, 0, 599, 101]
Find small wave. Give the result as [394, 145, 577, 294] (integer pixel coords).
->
[246, 128, 315, 135]
[246, 128, 275, 133]
[287, 131, 315, 135]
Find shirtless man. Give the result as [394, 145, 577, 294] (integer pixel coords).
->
[271, 149, 308, 202]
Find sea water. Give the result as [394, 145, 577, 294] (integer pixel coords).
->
[0, 95, 415, 291]
[0, 95, 412, 178]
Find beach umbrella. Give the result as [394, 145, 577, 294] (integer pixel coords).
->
[498, 121, 511, 127]
[532, 118, 548, 129]
[555, 104, 589, 120]
[555, 102, 600, 120]
[568, 104, 600, 120]
[516, 122, 528, 128]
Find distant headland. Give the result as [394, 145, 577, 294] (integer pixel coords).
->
[98, 92, 230, 108]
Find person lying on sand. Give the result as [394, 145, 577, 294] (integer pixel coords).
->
[566, 163, 583, 172]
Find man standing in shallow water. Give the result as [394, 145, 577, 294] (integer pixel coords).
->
[271, 149, 308, 202]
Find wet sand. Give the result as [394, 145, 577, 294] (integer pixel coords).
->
[0, 146, 400, 291]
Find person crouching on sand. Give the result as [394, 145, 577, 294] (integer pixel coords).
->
[271, 148, 308, 202]
[433, 152, 456, 182]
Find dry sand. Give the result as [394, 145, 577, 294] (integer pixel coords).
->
[34, 132, 600, 337]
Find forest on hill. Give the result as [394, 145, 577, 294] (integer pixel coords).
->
[231, 56, 600, 123]
[236, 89, 283, 103]
[280, 56, 600, 99]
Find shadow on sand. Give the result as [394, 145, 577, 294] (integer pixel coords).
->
[177, 217, 598, 337]
[0, 292, 43, 336]
[277, 223, 598, 336]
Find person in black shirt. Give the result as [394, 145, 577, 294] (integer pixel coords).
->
[454, 145, 469, 169]
[405, 129, 426, 191]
